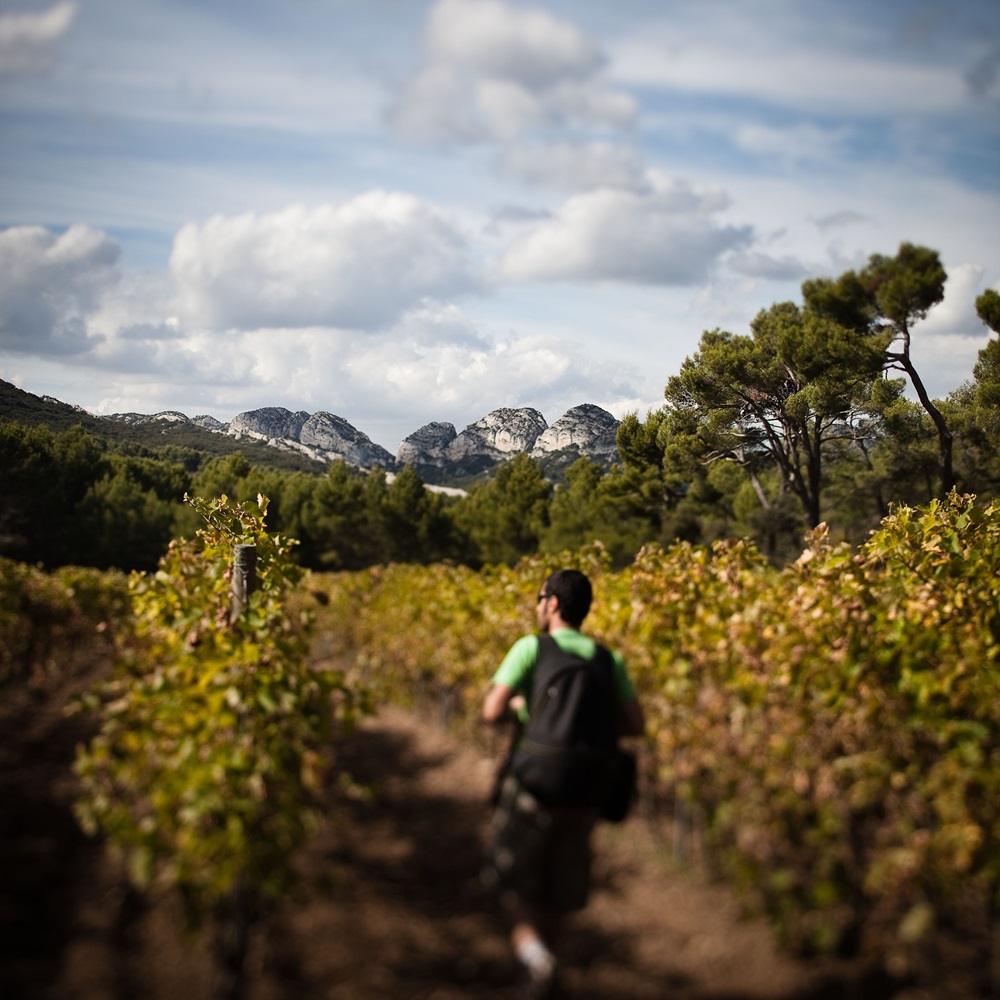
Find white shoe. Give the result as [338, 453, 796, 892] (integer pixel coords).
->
[515, 932, 558, 997]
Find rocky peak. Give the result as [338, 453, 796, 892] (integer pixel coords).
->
[191, 414, 228, 433]
[397, 408, 549, 476]
[448, 407, 547, 459]
[300, 411, 396, 468]
[230, 407, 395, 469]
[106, 409, 191, 426]
[531, 404, 619, 463]
[397, 422, 458, 467]
[394, 405, 618, 480]
[229, 407, 311, 442]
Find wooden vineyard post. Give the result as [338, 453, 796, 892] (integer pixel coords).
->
[231, 544, 257, 624]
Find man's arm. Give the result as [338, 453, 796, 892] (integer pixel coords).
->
[617, 696, 645, 737]
[482, 682, 517, 723]
[483, 635, 537, 723]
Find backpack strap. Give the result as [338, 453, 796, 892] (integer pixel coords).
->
[525, 634, 562, 714]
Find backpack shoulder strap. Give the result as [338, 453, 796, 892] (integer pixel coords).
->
[590, 642, 615, 678]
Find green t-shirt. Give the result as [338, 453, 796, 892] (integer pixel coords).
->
[492, 628, 637, 722]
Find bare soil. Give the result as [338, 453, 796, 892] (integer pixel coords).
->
[0, 651, 984, 1000]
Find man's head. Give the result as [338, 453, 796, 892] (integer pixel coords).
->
[537, 569, 592, 631]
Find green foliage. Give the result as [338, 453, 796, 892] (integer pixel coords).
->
[313, 543, 614, 729]
[542, 457, 605, 554]
[616, 409, 668, 470]
[73, 495, 362, 922]
[0, 558, 128, 686]
[974, 338, 1000, 411]
[536, 410, 701, 564]
[976, 288, 1000, 336]
[859, 244, 953, 492]
[971, 289, 1000, 426]
[0, 421, 188, 571]
[453, 453, 552, 565]
[383, 465, 454, 563]
[173, 453, 267, 540]
[541, 454, 669, 565]
[295, 461, 388, 569]
[664, 301, 887, 530]
[622, 493, 998, 962]
[661, 243, 976, 540]
[0, 378, 327, 475]
[76, 455, 181, 571]
[861, 243, 947, 332]
[0, 422, 102, 566]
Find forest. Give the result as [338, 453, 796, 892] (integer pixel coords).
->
[3, 244, 998, 575]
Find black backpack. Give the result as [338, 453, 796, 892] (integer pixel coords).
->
[509, 634, 619, 808]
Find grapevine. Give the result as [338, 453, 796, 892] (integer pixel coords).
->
[73, 494, 362, 936]
[0, 557, 128, 687]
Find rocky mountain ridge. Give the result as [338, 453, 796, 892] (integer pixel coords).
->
[103, 403, 621, 481]
[398, 405, 621, 478]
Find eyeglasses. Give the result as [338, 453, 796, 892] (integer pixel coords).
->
[537, 592, 550, 602]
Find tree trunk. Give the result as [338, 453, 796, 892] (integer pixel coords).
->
[888, 342, 955, 495]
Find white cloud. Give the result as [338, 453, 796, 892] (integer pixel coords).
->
[690, 163, 1000, 296]
[325, 322, 645, 445]
[547, 77, 636, 128]
[965, 41, 1000, 99]
[0, 224, 118, 355]
[497, 140, 647, 191]
[73, 312, 638, 450]
[0, 1, 75, 75]
[610, 14, 969, 117]
[27, 293, 648, 450]
[389, 65, 489, 142]
[390, 0, 635, 142]
[815, 210, 871, 234]
[907, 334, 991, 399]
[921, 262, 993, 338]
[501, 179, 751, 285]
[727, 251, 808, 281]
[474, 76, 548, 140]
[424, 0, 601, 86]
[735, 123, 851, 164]
[170, 194, 482, 332]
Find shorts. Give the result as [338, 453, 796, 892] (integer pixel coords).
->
[482, 775, 599, 913]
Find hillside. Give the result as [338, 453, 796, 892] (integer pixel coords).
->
[0, 380, 328, 475]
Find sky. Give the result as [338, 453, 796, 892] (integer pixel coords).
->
[0, 0, 998, 453]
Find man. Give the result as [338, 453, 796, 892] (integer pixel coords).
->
[481, 569, 644, 997]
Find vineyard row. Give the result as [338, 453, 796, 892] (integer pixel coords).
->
[311, 491, 999, 978]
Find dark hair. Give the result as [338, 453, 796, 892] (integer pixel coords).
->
[543, 569, 592, 628]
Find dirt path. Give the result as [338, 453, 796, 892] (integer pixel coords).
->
[2, 660, 901, 1000]
[277, 705, 863, 1000]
